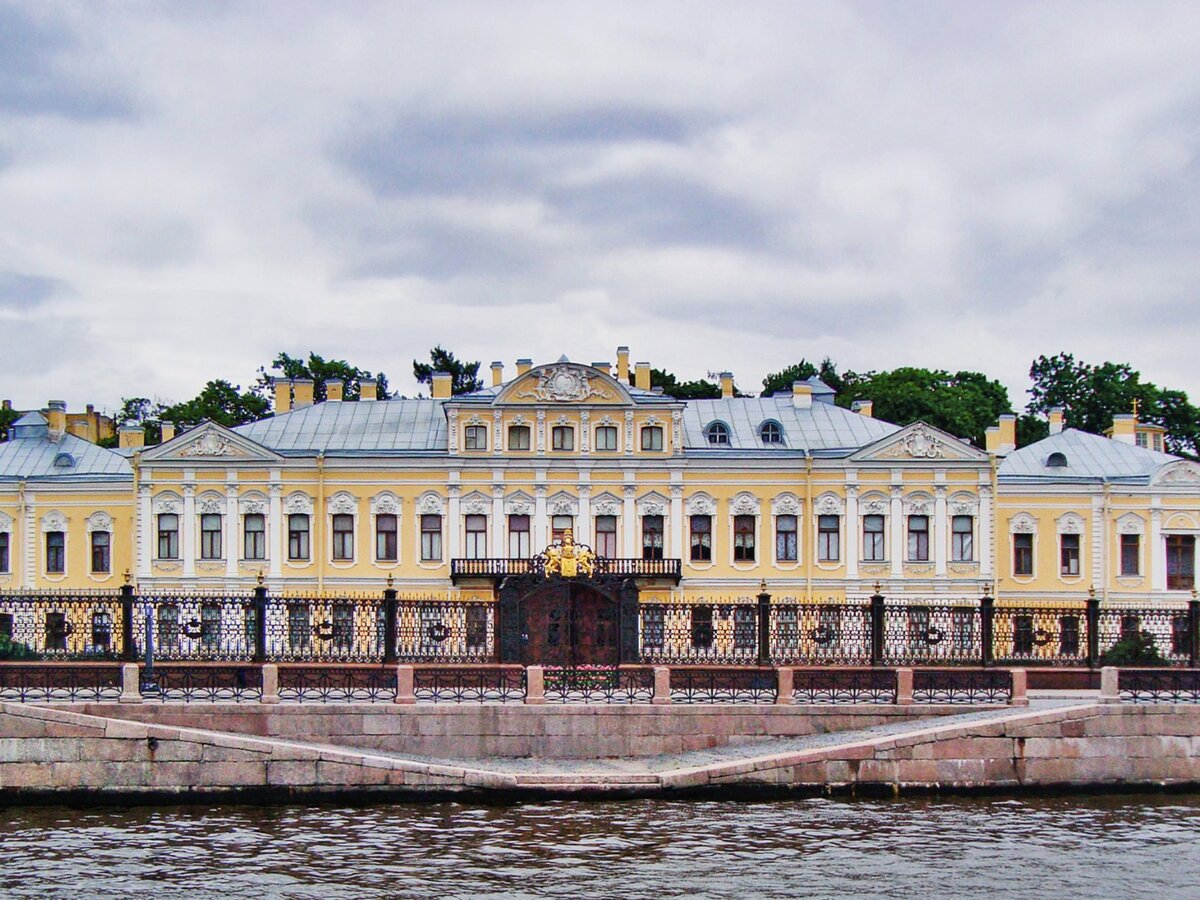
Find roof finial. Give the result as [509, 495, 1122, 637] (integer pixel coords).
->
[1132, 397, 1140, 422]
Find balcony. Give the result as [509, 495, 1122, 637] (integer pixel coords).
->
[450, 557, 682, 585]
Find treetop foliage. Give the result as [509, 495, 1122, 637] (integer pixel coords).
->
[413, 346, 482, 396]
[259, 352, 390, 402]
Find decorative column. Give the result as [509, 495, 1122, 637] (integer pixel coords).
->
[535, 410, 546, 455]
[182, 483, 196, 578]
[890, 484, 903, 578]
[492, 485, 505, 556]
[577, 485, 592, 546]
[447, 408, 459, 456]
[845, 484, 859, 579]
[1150, 502, 1164, 592]
[669, 485, 684, 561]
[493, 410, 503, 454]
[22, 492, 35, 589]
[137, 484, 152, 579]
[268, 481, 283, 580]
[622, 485, 636, 556]
[447, 485, 461, 561]
[978, 486, 993, 578]
[534, 485, 548, 548]
[225, 479, 239, 579]
[934, 484, 948, 577]
[580, 409, 591, 454]
[1091, 494, 1105, 591]
[624, 411, 634, 455]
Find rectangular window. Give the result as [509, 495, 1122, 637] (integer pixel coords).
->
[375, 513, 398, 561]
[1172, 616, 1190, 656]
[466, 605, 489, 651]
[46, 531, 65, 573]
[906, 607, 929, 651]
[45, 611, 67, 651]
[464, 425, 487, 450]
[288, 514, 310, 561]
[733, 606, 756, 650]
[690, 515, 712, 562]
[332, 513, 354, 560]
[508, 425, 531, 450]
[733, 514, 755, 562]
[1013, 614, 1034, 656]
[157, 605, 179, 650]
[551, 426, 574, 451]
[243, 514, 266, 560]
[332, 602, 353, 651]
[465, 514, 487, 559]
[1060, 615, 1080, 657]
[863, 515, 885, 562]
[1167, 534, 1195, 590]
[776, 514, 798, 562]
[1060, 533, 1080, 576]
[420, 514, 442, 561]
[952, 515, 974, 562]
[508, 514, 530, 558]
[1120, 533, 1140, 576]
[91, 611, 112, 649]
[642, 606, 664, 651]
[640, 426, 663, 451]
[0, 532, 8, 573]
[91, 531, 111, 574]
[551, 514, 573, 543]
[200, 514, 222, 560]
[201, 603, 221, 650]
[1013, 533, 1034, 576]
[595, 515, 617, 558]
[287, 603, 310, 652]
[1136, 432, 1148, 448]
[157, 513, 179, 560]
[594, 426, 618, 451]
[818, 515, 840, 562]
[907, 515, 929, 562]
[642, 515, 664, 561]
[691, 605, 713, 649]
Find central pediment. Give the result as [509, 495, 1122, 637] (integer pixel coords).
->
[495, 363, 634, 405]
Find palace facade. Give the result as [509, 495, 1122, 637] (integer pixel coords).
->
[2, 349, 1198, 615]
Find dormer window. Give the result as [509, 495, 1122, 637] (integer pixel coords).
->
[640, 426, 663, 451]
[759, 421, 783, 444]
[705, 422, 730, 446]
[1046, 452, 1068, 468]
[52, 453, 76, 468]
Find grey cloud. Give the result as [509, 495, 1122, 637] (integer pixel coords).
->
[0, 272, 65, 309]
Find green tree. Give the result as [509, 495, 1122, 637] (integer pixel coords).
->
[107, 397, 162, 445]
[648, 368, 722, 399]
[413, 346, 482, 395]
[761, 358, 843, 397]
[0, 405, 20, 442]
[160, 380, 269, 429]
[259, 352, 390, 403]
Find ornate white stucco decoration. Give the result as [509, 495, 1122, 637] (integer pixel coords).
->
[86, 511, 112, 533]
[949, 494, 979, 516]
[0, 511, 12, 532]
[464, 415, 486, 427]
[730, 492, 761, 517]
[514, 365, 618, 403]
[1057, 513, 1084, 534]
[624, 410, 634, 453]
[417, 492, 445, 515]
[548, 492, 579, 516]
[371, 492, 401, 515]
[40, 510, 68, 532]
[328, 492, 357, 515]
[197, 494, 225, 515]
[591, 492, 621, 517]
[493, 409, 503, 451]
[880, 424, 947, 460]
[462, 492, 491, 516]
[904, 494, 933, 516]
[672, 410, 683, 456]
[860, 494, 889, 516]
[152, 493, 182, 515]
[596, 415, 616, 428]
[637, 492, 669, 517]
[1117, 513, 1145, 535]
[686, 493, 717, 516]
[1165, 512, 1200, 530]
[1010, 513, 1037, 534]
[180, 431, 235, 457]
[553, 414, 572, 427]
[535, 409, 546, 452]
[1155, 461, 1200, 485]
[815, 493, 844, 516]
[504, 492, 534, 516]
[510, 414, 528, 426]
[285, 492, 314, 515]
[771, 493, 801, 516]
[239, 493, 267, 515]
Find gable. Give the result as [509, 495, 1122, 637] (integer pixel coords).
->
[1153, 460, 1200, 487]
[495, 363, 633, 406]
[141, 420, 283, 463]
[850, 421, 989, 463]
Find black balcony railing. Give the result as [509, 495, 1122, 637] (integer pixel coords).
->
[450, 557, 682, 583]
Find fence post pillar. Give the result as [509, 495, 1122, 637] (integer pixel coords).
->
[895, 667, 913, 705]
[1099, 666, 1120, 703]
[525, 666, 545, 704]
[120, 582, 137, 662]
[394, 664, 416, 705]
[1086, 595, 1101, 669]
[383, 584, 398, 666]
[980, 593, 994, 668]
[870, 589, 886, 666]
[253, 583, 268, 664]
[1189, 596, 1199, 669]
[261, 663, 280, 704]
[652, 666, 672, 705]
[775, 667, 794, 705]
[756, 584, 772, 666]
[119, 663, 143, 703]
[1009, 669, 1028, 706]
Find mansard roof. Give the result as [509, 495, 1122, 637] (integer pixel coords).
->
[999, 428, 1181, 483]
[681, 395, 898, 454]
[234, 399, 448, 454]
[0, 412, 131, 481]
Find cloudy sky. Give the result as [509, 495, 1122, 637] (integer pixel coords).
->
[2, 1, 1199, 414]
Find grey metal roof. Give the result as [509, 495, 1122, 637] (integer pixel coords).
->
[0, 415, 132, 480]
[998, 428, 1177, 482]
[235, 400, 448, 453]
[682, 396, 898, 453]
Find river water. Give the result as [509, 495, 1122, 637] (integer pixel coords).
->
[3, 794, 1199, 899]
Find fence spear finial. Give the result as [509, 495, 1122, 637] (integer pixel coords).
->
[387, 573, 394, 589]
[257, 570, 265, 586]
[122, 569, 131, 585]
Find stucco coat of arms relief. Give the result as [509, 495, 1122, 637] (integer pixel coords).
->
[514, 365, 619, 403]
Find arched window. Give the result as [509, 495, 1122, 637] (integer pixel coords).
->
[759, 421, 783, 444]
[1046, 452, 1069, 468]
[705, 422, 730, 446]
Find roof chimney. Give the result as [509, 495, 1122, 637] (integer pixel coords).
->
[592, 361, 611, 377]
[161, 422, 176, 443]
[616, 346, 630, 383]
[118, 425, 145, 449]
[986, 414, 1017, 455]
[432, 371, 453, 399]
[1110, 414, 1135, 444]
[46, 400, 67, 442]
[325, 379, 344, 402]
[292, 378, 314, 408]
[491, 361, 504, 387]
[273, 378, 291, 414]
[851, 399, 873, 417]
[720, 373, 735, 400]
[1048, 407, 1064, 435]
[634, 361, 651, 391]
[360, 379, 378, 401]
[516, 358, 533, 376]
[792, 381, 812, 409]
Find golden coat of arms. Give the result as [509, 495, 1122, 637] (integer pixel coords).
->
[543, 530, 596, 578]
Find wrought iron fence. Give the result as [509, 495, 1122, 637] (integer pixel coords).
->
[639, 602, 762, 665]
[0, 591, 127, 659]
[1118, 668, 1200, 703]
[991, 606, 1089, 667]
[543, 666, 654, 703]
[0, 663, 122, 702]
[145, 664, 263, 702]
[278, 665, 397, 702]
[669, 666, 778, 703]
[913, 669, 1012, 704]
[881, 604, 983, 666]
[134, 592, 256, 661]
[396, 601, 497, 663]
[791, 668, 897, 704]
[265, 596, 384, 663]
[411, 664, 526, 702]
[771, 603, 873, 666]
